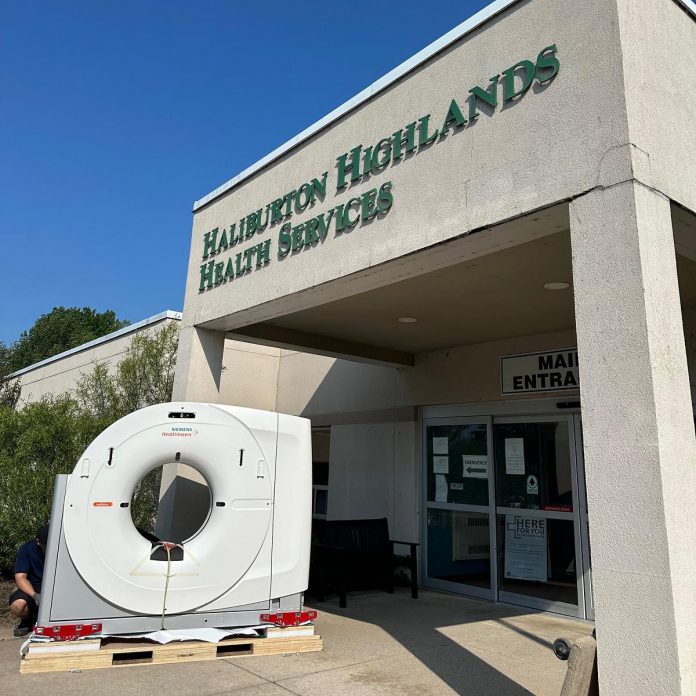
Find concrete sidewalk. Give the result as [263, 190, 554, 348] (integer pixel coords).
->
[0, 590, 592, 696]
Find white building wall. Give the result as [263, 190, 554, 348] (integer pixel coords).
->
[570, 180, 696, 695]
[218, 339, 280, 412]
[327, 423, 395, 522]
[269, 327, 579, 546]
[616, 0, 696, 215]
[11, 311, 181, 405]
[223, 311, 694, 547]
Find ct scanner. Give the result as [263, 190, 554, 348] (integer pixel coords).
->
[36, 402, 312, 637]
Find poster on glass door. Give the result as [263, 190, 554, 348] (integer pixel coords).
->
[504, 515, 547, 582]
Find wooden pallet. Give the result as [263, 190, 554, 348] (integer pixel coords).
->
[20, 625, 322, 674]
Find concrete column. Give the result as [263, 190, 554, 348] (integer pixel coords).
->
[570, 181, 696, 695]
[172, 325, 225, 402]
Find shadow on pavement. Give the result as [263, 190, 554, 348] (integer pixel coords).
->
[311, 589, 545, 696]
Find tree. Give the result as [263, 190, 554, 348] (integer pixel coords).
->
[0, 322, 179, 573]
[75, 321, 179, 421]
[0, 341, 11, 376]
[9, 307, 129, 372]
[0, 378, 21, 410]
[0, 341, 20, 409]
[113, 321, 179, 414]
[74, 322, 180, 537]
[0, 397, 92, 574]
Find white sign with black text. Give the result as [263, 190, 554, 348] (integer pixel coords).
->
[462, 455, 488, 479]
[504, 515, 547, 582]
[505, 438, 525, 475]
[501, 348, 579, 394]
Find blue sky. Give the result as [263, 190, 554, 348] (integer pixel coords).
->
[0, 0, 490, 344]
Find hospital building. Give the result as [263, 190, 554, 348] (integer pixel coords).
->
[13, 0, 696, 693]
[173, 0, 696, 692]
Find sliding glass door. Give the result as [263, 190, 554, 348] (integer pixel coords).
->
[493, 415, 584, 615]
[423, 418, 495, 600]
[422, 410, 592, 618]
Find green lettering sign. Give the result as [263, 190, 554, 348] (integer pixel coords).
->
[198, 46, 559, 293]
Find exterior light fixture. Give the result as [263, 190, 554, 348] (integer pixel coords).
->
[398, 317, 418, 323]
[543, 282, 570, 290]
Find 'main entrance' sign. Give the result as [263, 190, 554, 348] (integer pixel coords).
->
[501, 349, 579, 394]
[199, 45, 560, 293]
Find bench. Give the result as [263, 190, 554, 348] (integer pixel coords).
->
[310, 517, 419, 608]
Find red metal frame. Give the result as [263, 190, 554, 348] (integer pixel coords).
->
[33, 623, 102, 641]
[32, 611, 317, 640]
[260, 610, 317, 627]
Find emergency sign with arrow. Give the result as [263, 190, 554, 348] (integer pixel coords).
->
[462, 455, 488, 479]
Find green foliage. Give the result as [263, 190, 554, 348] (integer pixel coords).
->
[0, 397, 93, 575]
[9, 307, 129, 372]
[0, 341, 20, 409]
[0, 379, 21, 410]
[0, 341, 12, 378]
[0, 323, 179, 575]
[74, 322, 179, 421]
[130, 466, 164, 533]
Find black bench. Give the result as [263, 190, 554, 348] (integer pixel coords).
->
[310, 517, 419, 608]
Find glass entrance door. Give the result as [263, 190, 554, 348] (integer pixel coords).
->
[422, 410, 591, 619]
[422, 418, 495, 600]
[492, 415, 586, 616]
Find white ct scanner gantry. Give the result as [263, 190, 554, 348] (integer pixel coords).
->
[36, 402, 313, 638]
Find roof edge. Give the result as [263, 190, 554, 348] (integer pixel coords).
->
[193, 0, 696, 213]
[678, 0, 696, 16]
[192, 0, 521, 212]
[8, 310, 182, 379]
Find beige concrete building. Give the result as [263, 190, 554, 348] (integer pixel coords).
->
[11, 310, 182, 405]
[173, 0, 696, 693]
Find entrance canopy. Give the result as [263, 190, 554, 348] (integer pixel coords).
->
[204, 205, 573, 366]
[197, 204, 696, 369]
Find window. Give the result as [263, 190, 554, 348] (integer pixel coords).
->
[311, 429, 330, 518]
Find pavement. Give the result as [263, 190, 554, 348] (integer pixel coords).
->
[0, 589, 593, 696]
